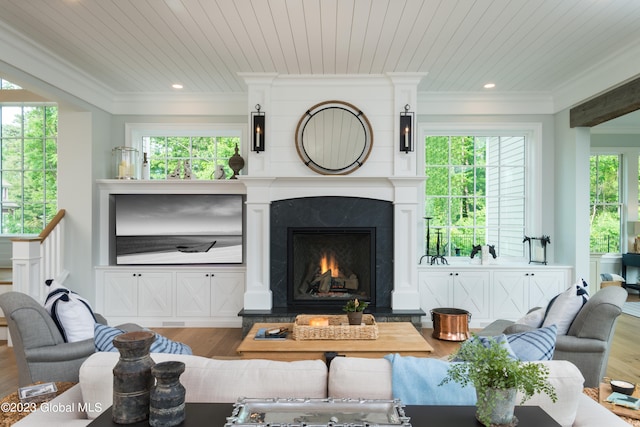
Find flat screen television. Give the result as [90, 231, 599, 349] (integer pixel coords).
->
[114, 194, 243, 265]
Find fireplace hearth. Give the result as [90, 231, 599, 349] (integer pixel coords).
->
[289, 227, 375, 309]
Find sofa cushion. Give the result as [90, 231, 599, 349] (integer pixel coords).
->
[94, 323, 192, 355]
[328, 357, 584, 427]
[541, 279, 589, 334]
[383, 354, 477, 405]
[79, 352, 328, 420]
[44, 279, 97, 343]
[515, 307, 545, 328]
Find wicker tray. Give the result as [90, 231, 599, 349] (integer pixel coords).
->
[292, 314, 378, 340]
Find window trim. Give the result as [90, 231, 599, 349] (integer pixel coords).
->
[590, 147, 640, 255]
[418, 122, 542, 259]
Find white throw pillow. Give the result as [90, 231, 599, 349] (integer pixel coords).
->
[515, 307, 545, 328]
[44, 279, 97, 342]
[541, 279, 589, 335]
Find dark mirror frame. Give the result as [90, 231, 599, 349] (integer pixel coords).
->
[295, 100, 373, 175]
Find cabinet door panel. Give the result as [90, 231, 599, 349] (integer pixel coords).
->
[419, 271, 453, 322]
[529, 271, 565, 309]
[453, 272, 490, 319]
[103, 272, 138, 317]
[493, 272, 528, 319]
[138, 273, 173, 317]
[211, 273, 244, 317]
[176, 273, 212, 317]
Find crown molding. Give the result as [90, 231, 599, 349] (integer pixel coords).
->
[553, 38, 640, 113]
[417, 92, 555, 115]
[111, 92, 247, 116]
[0, 21, 114, 112]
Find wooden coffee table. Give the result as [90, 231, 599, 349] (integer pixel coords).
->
[236, 322, 434, 361]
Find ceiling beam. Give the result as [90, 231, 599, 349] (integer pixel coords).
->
[570, 75, 640, 127]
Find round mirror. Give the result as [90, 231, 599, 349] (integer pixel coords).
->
[295, 100, 373, 175]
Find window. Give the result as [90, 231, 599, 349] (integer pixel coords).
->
[0, 105, 57, 234]
[424, 134, 528, 258]
[589, 154, 621, 253]
[127, 124, 245, 180]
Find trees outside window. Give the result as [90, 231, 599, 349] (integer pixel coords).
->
[424, 135, 526, 258]
[0, 105, 57, 234]
[589, 154, 621, 253]
[143, 135, 239, 180]
[127, 123, 244, 180]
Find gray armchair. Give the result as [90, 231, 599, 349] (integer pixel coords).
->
[1, 291, 109, 386]
[479, 286, 627, 387]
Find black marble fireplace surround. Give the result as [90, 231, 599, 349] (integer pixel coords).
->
[271, 196, 393, 310]
[239, 196, 425, 335]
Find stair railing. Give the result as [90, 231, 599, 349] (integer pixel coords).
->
[11, 209, 68, 301]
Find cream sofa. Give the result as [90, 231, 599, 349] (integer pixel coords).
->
[15, 352, 630, 427]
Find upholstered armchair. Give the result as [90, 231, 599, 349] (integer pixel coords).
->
[479, 286, 627, 387]
[0, 291, 138, 386]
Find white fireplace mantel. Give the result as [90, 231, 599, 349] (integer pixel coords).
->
[240, 175, 425, 311]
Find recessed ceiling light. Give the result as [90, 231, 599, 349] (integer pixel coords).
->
[484, 83, 496, 89]
[172, 84, 183, 89]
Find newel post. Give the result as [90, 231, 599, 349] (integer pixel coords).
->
[11, 238, 42, 301]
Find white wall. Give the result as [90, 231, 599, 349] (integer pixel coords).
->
[553, 109, 592, 285]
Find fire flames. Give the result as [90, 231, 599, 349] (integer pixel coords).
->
[319, 252, 340, 277]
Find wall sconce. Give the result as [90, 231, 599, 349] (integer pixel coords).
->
[400, 104, 414, 153]
[252, 104, 265, 153]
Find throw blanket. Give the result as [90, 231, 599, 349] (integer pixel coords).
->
[384, 354, 477, 405]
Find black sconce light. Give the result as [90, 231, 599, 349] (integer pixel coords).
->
[400, 104, 414, 153]
[252, 104, 265, 153]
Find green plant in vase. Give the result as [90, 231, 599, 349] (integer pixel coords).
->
[440, 334, 557, 426]
[342, 299, 369, 325]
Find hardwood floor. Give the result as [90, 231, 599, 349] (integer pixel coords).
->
[0, 293, 638, 399]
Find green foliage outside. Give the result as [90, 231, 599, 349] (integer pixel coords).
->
[426, 136, 486, 256]
[146, 136, 240, 180]
[589, 155, 621, 253]
[424, 135, 531, 257]
[1, 105, 57, 234]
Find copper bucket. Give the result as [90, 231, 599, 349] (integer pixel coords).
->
[431, 308, 471, 341]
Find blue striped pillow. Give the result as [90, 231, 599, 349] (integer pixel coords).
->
[94, 323, 192, 355]
[505, 325, 557, 361]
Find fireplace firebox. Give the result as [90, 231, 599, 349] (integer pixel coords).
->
[288, 227, 375, 309]
[269, 196, 394, 312]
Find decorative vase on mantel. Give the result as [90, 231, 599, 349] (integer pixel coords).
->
[347, 311, 363, 325]
[476, 387, 518, 427]
[228, 143, 245, 179]
[112, 331, 156, 424]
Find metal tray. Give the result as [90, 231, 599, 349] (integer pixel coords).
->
[224, 397, 411, 427]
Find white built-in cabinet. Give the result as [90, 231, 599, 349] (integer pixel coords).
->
[96, 267, 245, 327]
[418, 264, 571, 328]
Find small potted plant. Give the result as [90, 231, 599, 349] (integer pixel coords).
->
[440, 335, 557, 426]
[342, 298, 369, 325]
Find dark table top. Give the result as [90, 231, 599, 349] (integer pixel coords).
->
[88, 402, 561, 427]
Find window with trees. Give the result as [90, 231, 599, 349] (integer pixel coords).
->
[0, 105, 57, 234]
[424, 134, 527, 258]
[589, 154, 621, 253]
[128, 124, 244, 180]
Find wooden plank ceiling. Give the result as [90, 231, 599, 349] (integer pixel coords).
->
[0, 0, 639, 97]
